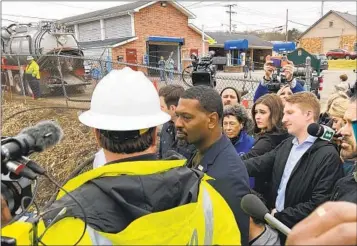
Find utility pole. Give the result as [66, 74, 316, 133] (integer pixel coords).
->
[321, 1, 324, 17]
[225, 4, 237, 33]
[285, 9, 289, 42]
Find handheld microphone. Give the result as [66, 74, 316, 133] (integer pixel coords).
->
[1, 120, 63, 174]
[241, 194, 291, 236]
[307, 123, 335, 141]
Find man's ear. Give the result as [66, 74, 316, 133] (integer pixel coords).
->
[208, 112, 219, 129]
[306, 110, 314, 121]
[93, 128, 101, 146]
[169, 105, 176, 112]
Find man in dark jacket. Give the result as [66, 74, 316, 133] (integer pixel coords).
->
[330, 95, 357, 204]
[244, 92, 343, 242]
[175, 85, 251, 246]
[158, 85, 195, 159]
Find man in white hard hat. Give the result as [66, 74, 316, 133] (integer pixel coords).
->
[0, 67, 243, 245]
[25, 55, 41, 99]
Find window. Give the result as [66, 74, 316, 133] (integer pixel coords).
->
[329, 21, 334, 27]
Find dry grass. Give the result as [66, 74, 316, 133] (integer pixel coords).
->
[1, 98, 97, 208]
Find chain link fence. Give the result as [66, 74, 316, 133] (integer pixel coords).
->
[2, 53, 261, 109]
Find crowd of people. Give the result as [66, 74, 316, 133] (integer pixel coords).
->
[1, 59, 356, 245]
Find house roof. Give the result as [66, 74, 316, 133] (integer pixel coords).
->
[206, 32, 273, 49]
[299, 10, 357, 39]
[58, 1, 195, 25]
[333, 11, 356, 27]
[78, 37, 137, 49]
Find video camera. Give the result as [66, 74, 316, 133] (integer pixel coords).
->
[265, 55, 289, 93]
[190, 51, 217, 87]
[1, 121, 63, 216]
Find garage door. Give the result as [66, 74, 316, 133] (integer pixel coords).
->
[322, 37, 340, 54]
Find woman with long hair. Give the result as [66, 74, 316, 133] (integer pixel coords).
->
[241, 94, 290, 203]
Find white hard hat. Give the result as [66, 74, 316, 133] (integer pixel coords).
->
[79, 67, 170, 131]
[26, 56, 34, 61]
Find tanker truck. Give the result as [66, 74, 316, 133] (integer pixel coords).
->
[1, 21, 90, 96]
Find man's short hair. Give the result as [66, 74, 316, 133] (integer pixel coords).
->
[158, 85, 185, 107]
[181, 85, 223, 120]
[285, 92, 321, 122]
[97, 127, 156, 154]
[250, 189, 267, 225]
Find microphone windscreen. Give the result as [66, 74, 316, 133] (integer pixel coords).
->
[20, 120, 63, 151]
[241, 194, 269, 221]
[307, 123, 322, 137]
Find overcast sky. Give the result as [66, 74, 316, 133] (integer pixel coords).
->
[2, 1, 356, 33]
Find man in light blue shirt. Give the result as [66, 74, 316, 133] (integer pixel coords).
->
[275, 135, 317, 212]
[244, 92, 343, 242]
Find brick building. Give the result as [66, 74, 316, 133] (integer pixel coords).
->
[298, 10, 357, 54]
[58, 1, 210, 74]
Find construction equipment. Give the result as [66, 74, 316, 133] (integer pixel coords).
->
[1, 21, 90, 96]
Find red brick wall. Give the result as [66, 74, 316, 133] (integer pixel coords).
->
[112, 2, 208, 72]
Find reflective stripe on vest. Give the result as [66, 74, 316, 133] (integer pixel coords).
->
[202, 186, 213, 245]
[87, 226, 113, 245]
[86, 187, 214, 245]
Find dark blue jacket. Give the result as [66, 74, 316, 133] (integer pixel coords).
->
[233, 131, 255, 156]
[187, 135, 250, 246]
[253, 80, 305, 102]
[231, 131, 255, 190]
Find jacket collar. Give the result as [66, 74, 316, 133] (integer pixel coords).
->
[105, 153, 157, 166]
[195, 134, 231, 171]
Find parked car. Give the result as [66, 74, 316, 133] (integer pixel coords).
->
[314, 54, 329, 71]
[326, 49, 357, 60]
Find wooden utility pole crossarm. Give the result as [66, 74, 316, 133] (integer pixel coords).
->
[225, 4, 237, 33]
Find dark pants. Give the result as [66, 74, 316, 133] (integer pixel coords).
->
[26, 76, 41, 98]
[30, 79, 41, 98]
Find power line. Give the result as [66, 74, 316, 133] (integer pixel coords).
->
[189, 2, 224, 9]
[2, 18, 18, 23]
[46, 2, 96, 11]
[184, 1, 203, 8]
[2, 14, 57, 21]
[288, 20, 310, 27]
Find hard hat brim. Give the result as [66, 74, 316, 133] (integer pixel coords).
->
[78, 110, 171, 131]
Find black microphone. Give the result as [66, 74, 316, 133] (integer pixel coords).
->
[307, 123, 335, 141]
[241, 194, 291, 236]
[1, 120, 63, 173]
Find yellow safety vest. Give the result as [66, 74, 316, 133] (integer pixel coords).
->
[2, 160, 241, 245]
[25, 60, 40, 79]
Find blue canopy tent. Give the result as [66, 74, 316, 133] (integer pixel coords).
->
[224, 39, 248, 65]
[272, 42, 296, 53]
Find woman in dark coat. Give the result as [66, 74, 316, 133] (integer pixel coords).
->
[241, 94, 289, 203]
